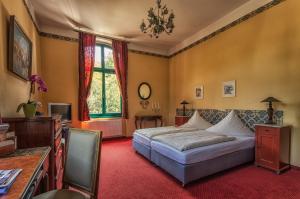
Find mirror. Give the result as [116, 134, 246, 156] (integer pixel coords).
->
[138, 82, 152, 100]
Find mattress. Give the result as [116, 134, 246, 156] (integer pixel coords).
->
[133, 132, 152, 146]
[151, 136, 255, 165]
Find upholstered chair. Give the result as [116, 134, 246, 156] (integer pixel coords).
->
[34, 128, 102, 199]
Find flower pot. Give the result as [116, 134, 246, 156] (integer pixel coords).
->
[23, 103, 37, 118]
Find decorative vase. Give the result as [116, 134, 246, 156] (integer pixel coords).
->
[23, 103, 37, 118]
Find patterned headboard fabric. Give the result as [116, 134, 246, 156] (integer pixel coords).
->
[176, 109, 284, 131]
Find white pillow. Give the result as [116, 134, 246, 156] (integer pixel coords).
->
[180, 111, 212, 129]
[206, 110, 254, 137]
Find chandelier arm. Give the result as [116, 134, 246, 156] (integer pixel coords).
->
[140, 0, 175, 38]
[165, 29, 171, 35]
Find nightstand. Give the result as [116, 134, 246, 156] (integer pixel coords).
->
[255, 124, 291, 174]
[175, 116, 190, 126]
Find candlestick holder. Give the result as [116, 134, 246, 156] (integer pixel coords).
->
[152, 105, 160, 113]
[151, 102, 160, 113]
[152, 107, 160, 113]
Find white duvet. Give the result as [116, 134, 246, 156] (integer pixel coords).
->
[153, 130, 236, 151]
[135, 126, 198, 138]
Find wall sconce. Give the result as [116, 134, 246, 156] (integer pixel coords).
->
[140, 100, 149, 109]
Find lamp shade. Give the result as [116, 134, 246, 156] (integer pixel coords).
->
[261, 97, 281, 103]
[180, 100, 189, 105]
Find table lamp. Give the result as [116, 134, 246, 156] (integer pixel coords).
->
[261, 97, 281, 124]
[180, 100, 189, 116]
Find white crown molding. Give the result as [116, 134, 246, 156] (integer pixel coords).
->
[40, 25, 170, 56]
[23, 0, 40, 30]
[168, 0, 274, 55]
[40, 25, 78, 39]
[25, 0, 278, 57]
[128, 43, 169, 56]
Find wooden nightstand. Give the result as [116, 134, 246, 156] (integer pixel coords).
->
[255, 124, 291, 174]
[175, 116, 190, 126]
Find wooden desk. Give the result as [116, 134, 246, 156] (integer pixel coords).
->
[3, 116, 65, 190]
[135, 115, 163, 129]
[0, 147, 51, 199]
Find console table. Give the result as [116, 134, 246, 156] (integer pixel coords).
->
[135, 115, 163, 129]
[0, 147, 50, 199]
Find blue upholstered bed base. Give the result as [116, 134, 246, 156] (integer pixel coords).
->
[133, 140, 254, 186]
[151, 147, 254, 185]
[132, 140, 151, 160]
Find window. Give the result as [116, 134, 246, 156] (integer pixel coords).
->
[88, 44, 122, 118]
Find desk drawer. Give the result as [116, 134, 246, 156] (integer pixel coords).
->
[42, 155, 49, 177]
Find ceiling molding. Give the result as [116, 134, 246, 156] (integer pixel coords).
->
[24, 0, 285, 58]
[128, 49, 169, 59]
[40, 32, 78, 42]
[168, 0, 285, 56]
[39, 31, 169, 58]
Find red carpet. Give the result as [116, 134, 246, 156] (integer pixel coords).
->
[99, 139, 300, 199]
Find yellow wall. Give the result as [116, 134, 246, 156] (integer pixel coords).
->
[169, 0, 300, 166]
[127, 53, 169, 135]
[40, 37, 80, 127]
[0, 0, 42, 117]
[40, 36, 170, 135]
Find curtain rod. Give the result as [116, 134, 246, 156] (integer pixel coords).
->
[73, 29, 130, 43]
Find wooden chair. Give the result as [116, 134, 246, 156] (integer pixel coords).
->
[34, 128, 102, 199]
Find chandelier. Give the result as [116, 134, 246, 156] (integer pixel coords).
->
[140, 0, 175, 38]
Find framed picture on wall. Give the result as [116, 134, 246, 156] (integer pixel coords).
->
[8, 15, 32, 81]
[195, 85, 204, 99]
[222, 80, 236, 97]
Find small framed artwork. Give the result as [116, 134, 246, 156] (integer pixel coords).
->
[8, 15, 32, 80]
[195, 85, 204, 99]
[222, 80, 236, 97]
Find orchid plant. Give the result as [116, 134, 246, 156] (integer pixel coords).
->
[17, 74, 48, 117]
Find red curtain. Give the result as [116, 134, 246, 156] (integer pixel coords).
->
[78, 32, 96, 121]
[112, 40, 128, 119]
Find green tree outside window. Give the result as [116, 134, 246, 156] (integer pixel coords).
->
[88, 44, 122, 118]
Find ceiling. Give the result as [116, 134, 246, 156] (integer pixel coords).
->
[27, 0, 258, 55]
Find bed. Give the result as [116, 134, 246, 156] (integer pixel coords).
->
[132, 109, 284, 185]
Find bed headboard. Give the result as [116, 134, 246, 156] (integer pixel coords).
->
[176, 108, 284, 131]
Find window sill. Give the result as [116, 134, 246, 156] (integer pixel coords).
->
[89, 117, 123, 121]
